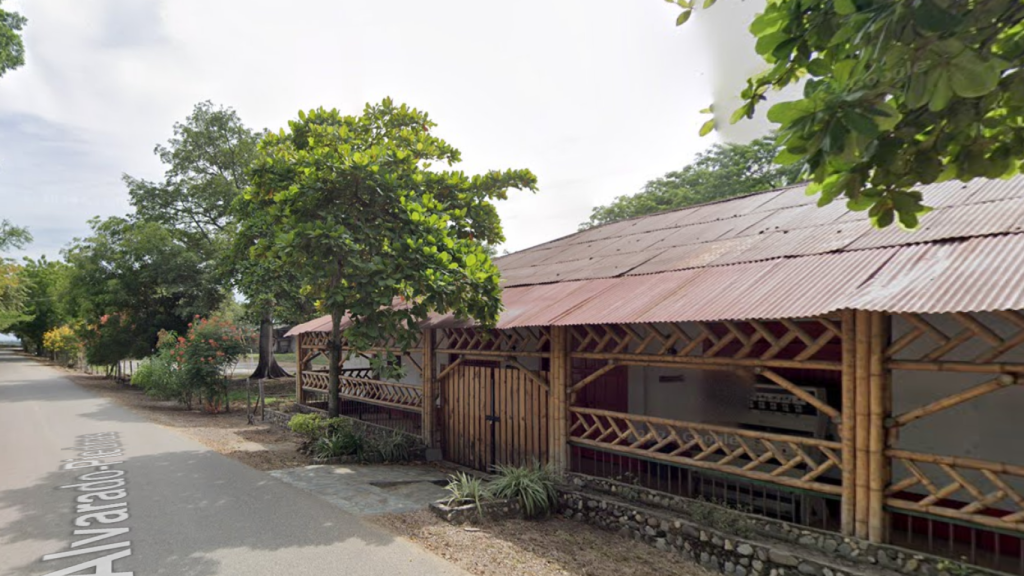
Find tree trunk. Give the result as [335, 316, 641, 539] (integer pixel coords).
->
[328, 312, 341, 418]
[249, 308, 291, 379]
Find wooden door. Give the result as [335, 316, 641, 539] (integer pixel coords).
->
[439, 365, 549, 471]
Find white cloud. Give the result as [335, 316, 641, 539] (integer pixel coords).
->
[0, 0, 769, 258]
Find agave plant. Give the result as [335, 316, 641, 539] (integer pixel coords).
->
[443, 471, 487, 512]
[487, 463, 559, 518]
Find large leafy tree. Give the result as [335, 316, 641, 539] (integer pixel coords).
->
[675, 0, 1024, 228]
[0, 220, 31, 331]
[126, 101, 290, 378]
[581, 134, 802, 229]
[239, 99, 536, 417]
[7, 257, 70, 354]
[0, 1, 26, 79]
[62, 217, 225, 363]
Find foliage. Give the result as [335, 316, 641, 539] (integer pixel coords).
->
[62, 217, 226, 362]
[125, 101, 292, 379]
[130, 353, 184, 402]
[936, 558, 976, 576]
[581, 134, 802, 229]
[0, 219, 31, 251]
[130, 318, 248, 409]
[360, 429, 415, 463]
[126, 101, 263, 252]
[0, 220, 33, 332]
[288, 412, 327, 439]
[238, 99, 536, 416]
[0, 2, 26, 79]
[81, 313, 143, 367]
[686, 497, 753, 538]
[443, 471, 487, 512]
[486, 463, 559, 518]
[6, 257, 70, 353]
[0, 260, 27, 331]
[167, 315, 250, 403]
[312, 427, 364, 461]
[675, 0, 1024, 228]
[42, 324, 80, 364]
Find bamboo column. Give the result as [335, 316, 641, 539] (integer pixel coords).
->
[840, 309, 857, 536]
[295, 333, 304, 406]
[421, 329, 437, 447]
[868, 311, 891, 543]
[854, 310, 871, 539]
[549, 326, 570, 473]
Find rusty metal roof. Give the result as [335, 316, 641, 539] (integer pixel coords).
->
[286, 177, 1024, 336]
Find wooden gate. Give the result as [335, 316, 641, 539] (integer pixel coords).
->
[439, 364, 549, 471]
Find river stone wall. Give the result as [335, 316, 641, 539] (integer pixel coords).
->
[560, 474, 1000, 576]
[431, 498, 523, 525]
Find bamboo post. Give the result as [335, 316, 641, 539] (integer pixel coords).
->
[854, 310, 871, 539]
[548, 325, 569, 473]
[868, 311, 891, 543]
[421, 329, 437, 447]
[840, 309, 857, 536]
[295, 333, 304, 406]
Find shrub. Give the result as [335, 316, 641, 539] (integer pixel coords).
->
[170, 316, 250, 408]
[443, 472, 486, 512]
[42, 324, 81, 367]
[288, 413, 326, 439]
[361, 429, 414, 463]
[312, 430, 363, 460]
[131, 355, 185, 401]
[487, 463, 559, 518]
[686, 497, 753, 537]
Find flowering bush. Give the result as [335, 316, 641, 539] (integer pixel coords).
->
[134, 316, 250, 410]
[173, 316, 250, 405]
[42, 325, 81, 367]
[81, 312, 138, 367]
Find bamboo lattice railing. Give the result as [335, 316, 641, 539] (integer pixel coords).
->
[882, 311, 1024, 537]
[887, 311, 1024, 373]
[885, 449, 1024, 533]
[568, 319, 843, 370]
[301, 370, 423, 412]
[568, 407, 843, 496]
[435, 326, 552, 357]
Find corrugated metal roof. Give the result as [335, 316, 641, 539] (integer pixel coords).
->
[845, 235, 1024, 313]
[286, 176, 1024, 336]
[497, 177, 1024, 287]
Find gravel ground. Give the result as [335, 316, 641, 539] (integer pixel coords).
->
[372, 510, 714, 576]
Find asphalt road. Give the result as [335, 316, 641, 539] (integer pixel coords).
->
[0, 349, 467, 576]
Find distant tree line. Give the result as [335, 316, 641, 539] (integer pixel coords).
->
[580, 135, 802, 230]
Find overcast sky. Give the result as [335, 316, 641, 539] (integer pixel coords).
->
[0, 0, 771, 262]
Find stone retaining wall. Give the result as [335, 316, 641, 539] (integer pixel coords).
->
[264, 408, 292, 426]
[430, 498, 523, 525]
[560, 474, 1000, 576]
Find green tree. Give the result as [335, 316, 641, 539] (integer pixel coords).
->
[0, 220, 32, 331]
[675, 0, 1024, 228]
[581, 134, 802, 229]
[7, 257, 70, 354]
[62, 217, 225, 364]
[126, 101, 291, 378]
[0, 220, 31, 250]
[238, 99, 536, 417]
[0, 1, 26, 79]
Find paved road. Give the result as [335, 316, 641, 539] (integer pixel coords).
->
[0, 349, 466, 576]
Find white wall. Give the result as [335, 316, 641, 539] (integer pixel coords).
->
[890, 313, 1024, 467]
[627, 364, 753, 426]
